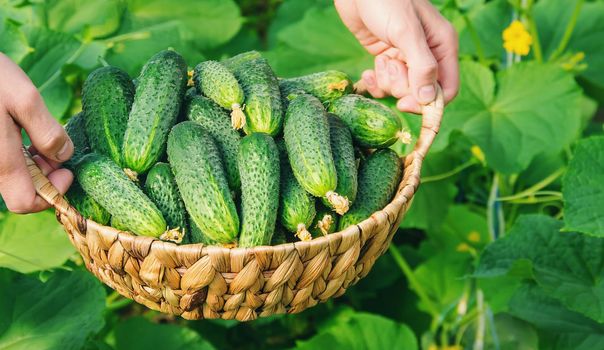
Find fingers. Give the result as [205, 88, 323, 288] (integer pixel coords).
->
[0, 54, 73, 163]
[0, 113, 43, 213]
[361, 70, 387, 98]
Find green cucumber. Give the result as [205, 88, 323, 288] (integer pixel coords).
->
[185, 87, 198, 102]
[193, 60, 245, 129]
[63, 112, 90, 169]
[111, 215, 129, 231]
[186, 96, 241, 191]
[65, 181, 110, 225]
[276, 140, 315, 241]
[328, 94, 405, 149]
[323, 113, 358, 209]
[338, 149, 403, 230]
[224, 56, 283, 136]
[279, 70, 353, 103]
[270, 224, 288, 245]
[122, 50, 188, 175]
[74, 153, 171, 238]
[82, 66, 134, 166]
[238, 133, 280, 247]
[222, 51, 262, 71]
[144, 162, 187, 234]
[185, 219, 219, 245]
[167, 122, 239, 244]
[310, 203, 338, 237]
[283, 93, 349, 214]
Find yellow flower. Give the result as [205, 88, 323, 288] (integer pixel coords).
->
[467, 231, 481, 243]
[470, 145, 485, 164]
[503, 20, 532, 56]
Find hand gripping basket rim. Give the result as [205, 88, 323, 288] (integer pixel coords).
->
[23, 86, 443, 321]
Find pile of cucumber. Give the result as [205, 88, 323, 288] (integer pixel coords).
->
[64, 50, 406, 247]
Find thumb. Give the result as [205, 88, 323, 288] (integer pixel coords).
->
[390, 18, 438, 104]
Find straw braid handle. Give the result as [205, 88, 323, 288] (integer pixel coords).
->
[353, 80, 444, 161]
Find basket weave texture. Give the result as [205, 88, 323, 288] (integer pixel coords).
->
[24, 87, 443, 321]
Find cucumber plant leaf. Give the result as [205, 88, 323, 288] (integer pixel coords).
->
[476, 215, 604, 322]
[114, 317, 216, 350]
[41, 0, 123, 40]
[0, 19, 31, 63]
[562, 136, 604, 236]
[444, 61, 582, 173]
[0, 269, 105, 350]
[0, 211, 75, 274]
[294, 312, 417, 350]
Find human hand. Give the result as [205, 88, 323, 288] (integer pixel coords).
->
[335, 0, 459, 113]
[0, 53, 73, 213]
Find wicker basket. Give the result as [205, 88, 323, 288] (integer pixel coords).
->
[23, 87, 443, 321]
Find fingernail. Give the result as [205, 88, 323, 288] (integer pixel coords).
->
[364, 74, 375, 86]
[56, 139, 73, 162]
[397, 99, 413, 111]
[418, 84, 436, 103]
[388, 62, 398, 76]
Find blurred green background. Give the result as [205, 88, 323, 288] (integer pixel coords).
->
[0, 0, 603, 349]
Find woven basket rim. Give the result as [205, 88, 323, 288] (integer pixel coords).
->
[25, 86, 444, 256]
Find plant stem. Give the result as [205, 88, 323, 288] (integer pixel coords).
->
[524, 0, 543, 63]
[473, 290, 486, 350]
[487, 174, 505, 240]
[550, 0, 585, 61]
[388, 246, 440, 317]
[462, 14, 487, 65]
[496, 168, 565, 201]
[423, 159, 479, 183]
[106, 298, 133, 312]
[506, 195, 562, 204]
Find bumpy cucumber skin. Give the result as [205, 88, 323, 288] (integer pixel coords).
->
[82, 66, 134, 166]
[338, 149, 403, 230]
[276, 140, 316, 235]
[225, 57, 283, 136]
[323, 113, 358, 207]
[193, 60, 244, 109]
[185, 219, 219, 245]
[186, 96, 241, 191]
[280, 71, 353, 103]
[63, 112, 90, 169]
[167, 122, 239, 244]
[65, 181, 110, 225]
[122, 50, 188, 174]
[284, 94, 337, 197]
[111, 215, 129, 231]
[144, 162, 187, 231]
[222, 51, 262, 71]
[238, 133, 280, 247]
[310, 203, 338, 237]
[75, 153, 167, 237]
[328, 94, 402, 149]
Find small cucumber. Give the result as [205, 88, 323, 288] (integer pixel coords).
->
[224, 56, 283, 136]
[65, 181, 110, 225]
[338, 149, 403, 230]
[82, 66, 134, 166]
[186, 96, 241, 191]
[328, 94, 405, 149]
[63, 112, 90, 169]
[144, 162, 187, 234]
[276, 140, 316, 241]
[322, 113, 358, 209]
[111, 215, 129, 231]
[193, 60, 246, 129]
[185, 219, 219, 245]
[222, 51, 262, 71]
[283, 93, 349, 214]
[74, 153, 171, 238]
[238, 133, 280, 247]
[279, 70, 353, 103]
[122, 50, 188, 175]
[167, 122, 239, 244]
[310, 203, 338, 237]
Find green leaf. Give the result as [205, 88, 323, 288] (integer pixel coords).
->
[563, 136, 604, 236]
[0, 269, 106, 350]
[401, 150, 458, 230]
[476, 214, 604, 322]
[535, 0, 604, 89]
[267, 0, 331, 48]
[0, 211, 75, 273]
[42, 0, 123, 39]
[458, 0, 511, 60]
[0, 19, 31, 63]
[509, 284, 604, 350]
[294, 313, 417, 350]
[114, 317, 215, 350]
[445, 61, 582, 173]
[265, 6, 372, 79]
